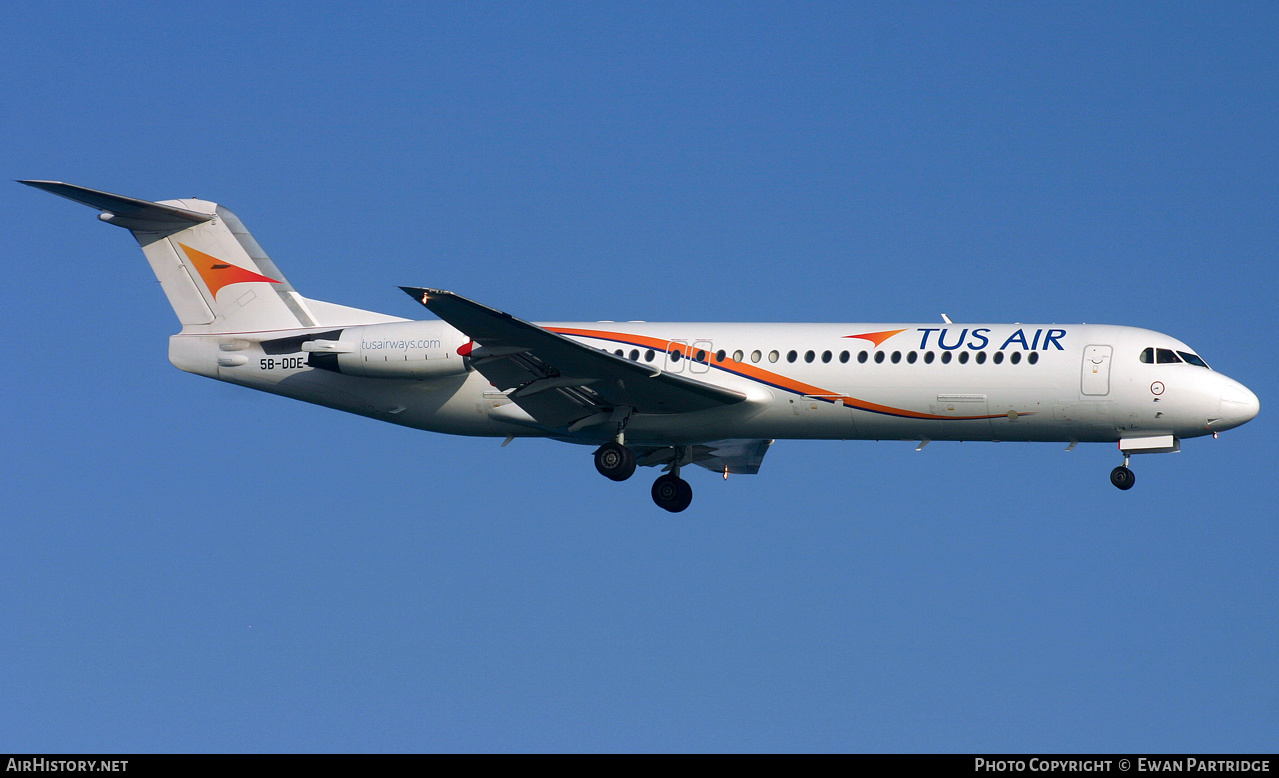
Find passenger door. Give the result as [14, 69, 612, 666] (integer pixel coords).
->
[1081, 345, 1112, 396]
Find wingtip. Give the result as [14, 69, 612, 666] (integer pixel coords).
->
[399, 286, 437, 307]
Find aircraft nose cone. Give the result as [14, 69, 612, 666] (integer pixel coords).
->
[1220, 381, 1260, 427]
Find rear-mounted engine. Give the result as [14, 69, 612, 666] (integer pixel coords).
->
[266, 321, 470, 379]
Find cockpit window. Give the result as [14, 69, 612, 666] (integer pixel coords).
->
[1177, 351, 1210, 369]
[1142, 345, 1210, 368]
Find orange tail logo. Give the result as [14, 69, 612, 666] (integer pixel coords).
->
[179, 243, 280, 299]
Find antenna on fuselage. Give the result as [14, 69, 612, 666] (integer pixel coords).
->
[941, 313, 953, 324]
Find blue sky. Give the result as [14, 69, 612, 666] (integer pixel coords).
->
[2, 2, 1276, 752]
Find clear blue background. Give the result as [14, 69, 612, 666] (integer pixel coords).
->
[2, 1, 1275, 752]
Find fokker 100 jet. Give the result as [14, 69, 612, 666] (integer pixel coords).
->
[25, 181, 1259, 512]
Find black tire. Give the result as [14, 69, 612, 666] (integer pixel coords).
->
[652, 474, 693, 512]
[1110, 465, 1136, 491]
[594, 441, 636, 481]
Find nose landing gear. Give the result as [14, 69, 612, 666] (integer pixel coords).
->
[1110, 455, 1135, 490]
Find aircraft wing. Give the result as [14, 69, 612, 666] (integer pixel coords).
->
[635, 438, 774, 475]
[401, 287, 746, 431]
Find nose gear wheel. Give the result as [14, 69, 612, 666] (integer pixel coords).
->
[1110, 465, 1135, 490]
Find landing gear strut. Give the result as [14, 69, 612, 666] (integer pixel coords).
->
[594, 435, 695, 512]
[651, 446, 693, 512]
[593, 408, 637, 482]
[1110, 455, 1135, 491]
[652, 473, 693, 513]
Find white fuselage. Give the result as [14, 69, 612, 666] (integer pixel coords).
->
[169, 319, 1257, 447]
[25, 180, 1259, 505]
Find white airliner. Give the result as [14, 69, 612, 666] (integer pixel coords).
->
[25, 181, 1259, 511]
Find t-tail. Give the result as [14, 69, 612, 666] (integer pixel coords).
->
[20, 180, 397, 334]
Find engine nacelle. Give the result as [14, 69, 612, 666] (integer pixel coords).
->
[305, 321, 470, 379]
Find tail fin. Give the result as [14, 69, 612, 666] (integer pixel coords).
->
[22, 180, 323, 333]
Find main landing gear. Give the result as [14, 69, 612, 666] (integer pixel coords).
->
[1110, 455, 1136, 491]
[592, 440, 694, 512]
[593, 441, 636, 482]
[651, 472, 693, 513]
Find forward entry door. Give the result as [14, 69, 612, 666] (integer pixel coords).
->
[1081, 345, 1113, 396]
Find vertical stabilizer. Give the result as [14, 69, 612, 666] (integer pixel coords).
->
[21, 181, 318, 333]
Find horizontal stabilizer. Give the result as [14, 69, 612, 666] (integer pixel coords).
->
[19, 180, 213, 230]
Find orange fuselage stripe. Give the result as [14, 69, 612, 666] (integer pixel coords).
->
[547, 326, 1030, 421]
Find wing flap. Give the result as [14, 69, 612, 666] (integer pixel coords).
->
[688, 438, 774, 475]
[634, 439, 774, 475]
